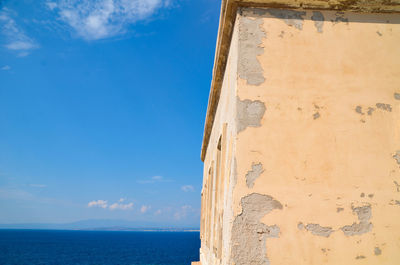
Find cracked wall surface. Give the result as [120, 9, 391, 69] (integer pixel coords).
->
[199, 6, 400, 265]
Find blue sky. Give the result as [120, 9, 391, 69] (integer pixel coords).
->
[0, 0, 219, 227]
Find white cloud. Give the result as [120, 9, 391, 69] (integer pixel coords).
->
[47, 0, 171, 40]
[118, 198, 125, 202]
[174, 205, 193, 220]
[140, 205, 151, 213]
[137, 175, 172, 184]
[1, 65, 10, 70]
[109, 202, 134, 210]
[181, 185, 194, 192]
[88, 200, 108, 208]
[0, 8, 38, 54]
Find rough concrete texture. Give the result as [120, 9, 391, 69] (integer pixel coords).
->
[266, 9, 306, 30]
[231, 193, 282, 265]
[393, 151, 400, 165]
[238, 15, 265, 86]
[246, 163, 264, 188]
[237, 98, 266, 133]
[341, 206, 373, 236]
[311, 11, 324, 33]
[375, 247, 382, 255]
[305, 223, 334, 237]
[376, 103, 392, 112]
[355, 106, 364, 115]
[367, 107, 375, 115]
[394, 181, 400, 192]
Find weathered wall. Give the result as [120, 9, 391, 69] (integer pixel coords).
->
[231, 7, 400, 265]
[200, 16, 239, 265]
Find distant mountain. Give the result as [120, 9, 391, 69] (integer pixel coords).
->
[0, 219, 199, 231]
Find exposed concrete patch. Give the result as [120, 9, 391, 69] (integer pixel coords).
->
[394, 93, 400, 100]
[297, 222, 305, 230]
[313, 112, 320, 120]
[237, 98, 266, 133]
[311, 11, 324, 33]
[246, 163, 264, 188]
[356, 255, 366, 259]
[393, 151, 400, 165]
[367, 107, 375, 116]
[333, 12, 349, 24]
[374, 247, 382, 256]
[376, 103, 392, 112]
[396, 200, 400, 206]
[238, 15, 266, 86]
[305, 223, 334, 237]
[394, 180, 400, 192]
[266, 9, 306, 30]
[231, 193, 283, 265]
[355, 106, 364, 115]
[341, 205, 373, 236]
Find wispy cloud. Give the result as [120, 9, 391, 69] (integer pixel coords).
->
[0, 8, 38, 56]
[109, 202, 134, 210]
[29, 184, 47, 188]
[137, 175, 172, 184]
[88, 198, 134, 210]
[88, 199, 108, 209]
[47, 0, 173, 40]
[181, 185, 194, 192]
[174, 205, 194, 220]
[140, 205, 151, 213]
[1, 65, 10, 70]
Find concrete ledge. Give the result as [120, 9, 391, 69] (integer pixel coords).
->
[200, 0, 400, 161]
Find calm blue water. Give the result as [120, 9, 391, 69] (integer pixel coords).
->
[0, 230, 200, 265]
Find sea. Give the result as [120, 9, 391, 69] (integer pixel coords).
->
[0, 230, 200, 265]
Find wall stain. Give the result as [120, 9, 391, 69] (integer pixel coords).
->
[355, 255, 366, 259]
[376, 31, 383, 36]
[337, 207, 344, 212]
[246, 163, 264, 188]
[265, 8, 306, 30]
[393, 151, 400, 165]
[355, 106, 364, 115]
[313, 112, 320, 120]
[394, 93, 400, 100]
[231, 193, 282, 265]
[341, 205, 373, 236]
[236, 98, 266, 133]
[311, 11, 324, 33]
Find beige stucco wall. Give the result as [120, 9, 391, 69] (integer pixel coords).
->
[199, 7, 400, 265]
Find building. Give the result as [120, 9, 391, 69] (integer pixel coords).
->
[192, 1, 400, 265]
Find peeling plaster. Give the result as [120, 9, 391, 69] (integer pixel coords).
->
[246, 163, 264, 188]
[305, 223, 334, 237]
[341, 205, 373, 236]
[367, 107, 375, 116]
[374, 247, 382, 255]
[394, 181, 400, 192]
[311, 11, 324, 33]
[237, 98, 266, 133]
[266, 9, 306, 30]
[355, 106, 364, 115]
[393, 151, 400, 165]
[232, 193, 282, 265]
[376, 103, 392, 112]
[238, 14, 266, 85]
